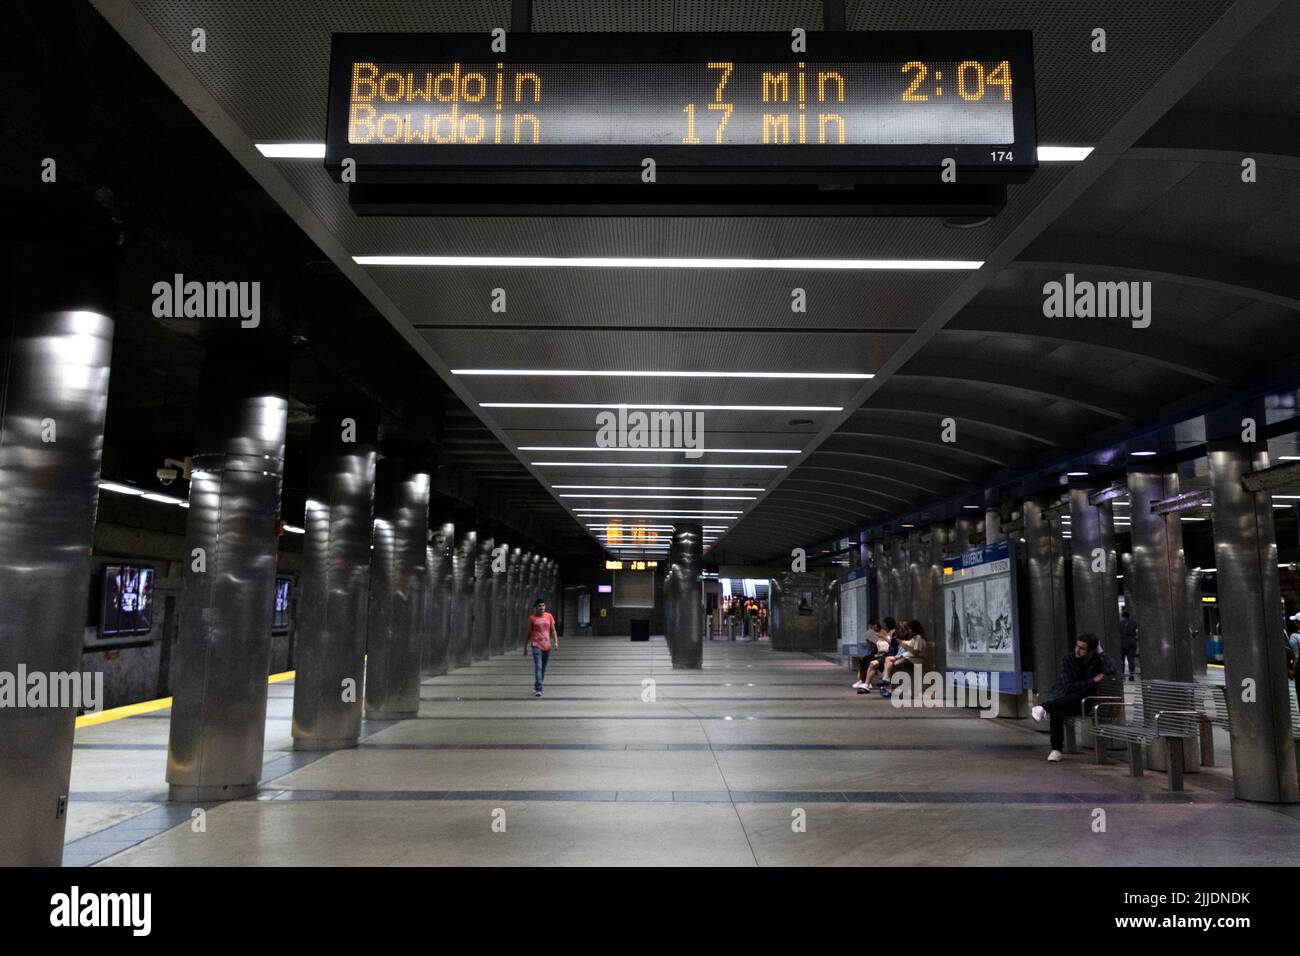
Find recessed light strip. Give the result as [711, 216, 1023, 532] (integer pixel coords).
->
[357, 255, 982, 270]
[487, 403, 842, 411]
[536, 462, 784, 469]
[521, 446, 798, 454]
[563, 494, 756, 500]
[560, 485, 762, 492]
[454, 369, 873, 379]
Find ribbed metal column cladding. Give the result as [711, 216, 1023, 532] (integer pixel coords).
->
[471, 534, 494, 662]
[423, 522, 455, 677]
[362, 459, 430, 720]
[1126, 467, 1191, 683]
[488, 540, 509, 657]
[666, 524, 703, 668]
[1068, 482, 1122, 651]
[907, 528, 929, 629]
[291, 407, 377, 751]
[448, 529, 476, 669]
[872, 539, 888, 622]
[0, 245, 114, 865]
[1024, 497, 1070, 706]
[167, 350, 288, 802]
[927, 524, 951, 676]
[506, 547, 524, 650]
[1207, 441, 1299, 803]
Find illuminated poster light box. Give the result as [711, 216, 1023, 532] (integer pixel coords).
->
[325, 31, 1038, 188]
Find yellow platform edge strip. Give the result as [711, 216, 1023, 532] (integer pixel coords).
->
[74, 670, 296, 729]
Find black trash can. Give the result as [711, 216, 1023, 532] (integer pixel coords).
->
[630, 619, 650, 642]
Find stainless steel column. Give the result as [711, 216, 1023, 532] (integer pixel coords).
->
[291, 407, 378, 751]
[1127, 465, 1200, 771]
[1024, 496, 1070, 706]
[1207, 440, 1299, 803]
[907, 529, 929, 628]
[362, 459, 430, 720]
[506, 547, 523, 650]
[1126, 467, 1191, 682]
[888, 535, 909, 619]
[1068, 482, 1122, 650]
[488, 540, 508, 657]
[167, 351, 288, 801]
[954, 516, 976, 553]
[448, 530, 476, 669]
[665, 524, 703, 668]
[663, 539, 680, 649]
[985, 504, 1006, 544]
[1186, 568, 1207, 680]
[872, 540, 888, 622]
[471, 534, 494, 661]
[0, 247, 114, 866]
[422, 521, 455, 676]
[927, 524, 950, 674]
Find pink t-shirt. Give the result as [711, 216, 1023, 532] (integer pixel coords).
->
[528, 612, 556, 651]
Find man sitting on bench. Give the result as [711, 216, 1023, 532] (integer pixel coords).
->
[1031, 632, 1117, 762]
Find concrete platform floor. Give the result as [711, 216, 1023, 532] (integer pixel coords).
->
[63, 637, 1300, 866]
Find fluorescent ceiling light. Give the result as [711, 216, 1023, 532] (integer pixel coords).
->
[141, 492, 185, 505]
[357, 255, 982, 271]
[453, 369, 872, 379]
[1037, 146, 1094, 162]
[563, 494, 756, 500]
[255, 143, 326, 158]
[522, 446, 798, 454]
[561, 486, 763, 492]
[536, 462, 784, 469]
[578, 509, 741, 515]
[486, 402, 842, 411]
[283, 524, 305, 534]
[1066, 471, 1089, 477]
[1131, 451, 1158, 457]
[99, 481, 145, 496]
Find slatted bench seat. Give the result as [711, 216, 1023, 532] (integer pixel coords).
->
[1091, 679, 1206, 791]
[1061, 674, 1127, 755]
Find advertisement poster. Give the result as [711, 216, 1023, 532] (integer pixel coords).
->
[942, 540, 1021, 680]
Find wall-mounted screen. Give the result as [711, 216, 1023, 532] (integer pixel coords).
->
[272, 577, 292, 633]
[100, 565, 156, 636]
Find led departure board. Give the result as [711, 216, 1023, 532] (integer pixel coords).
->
[325, 32, 1037, 184]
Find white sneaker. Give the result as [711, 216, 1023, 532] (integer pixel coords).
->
[1047, 750, 1062, 762]
[852, 681, 865, 689]
[1031, 705, 1045, 722]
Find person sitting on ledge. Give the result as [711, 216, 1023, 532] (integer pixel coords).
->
[852, 618, 885, 690]
[880, 619, 928, 698]
[861, 617, 903, 694]
[1031, 632, 1116, 762]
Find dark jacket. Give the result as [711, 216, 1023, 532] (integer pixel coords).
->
[1119, 618, 1139, 649]
[1050, 649, 1117, 702]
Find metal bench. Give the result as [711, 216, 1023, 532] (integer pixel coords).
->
[1061, 674, 1126, 755]
[1091, 679, 1206, 791]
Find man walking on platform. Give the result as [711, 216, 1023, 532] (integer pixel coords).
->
[523, 598, 558, 698]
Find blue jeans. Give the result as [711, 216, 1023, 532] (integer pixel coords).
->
[532, 647, 550, 692]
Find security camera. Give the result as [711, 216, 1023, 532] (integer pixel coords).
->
[157, 456, 193, 487]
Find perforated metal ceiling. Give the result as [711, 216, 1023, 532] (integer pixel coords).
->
[95, 0, 1299, 563]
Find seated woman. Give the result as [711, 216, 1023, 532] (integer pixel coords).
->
[861, 618, 904, 694]
[880, 620, 928, 698]
[851, 618, 884, 689]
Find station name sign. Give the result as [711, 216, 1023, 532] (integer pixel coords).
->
[325, 31, 1037, 184]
